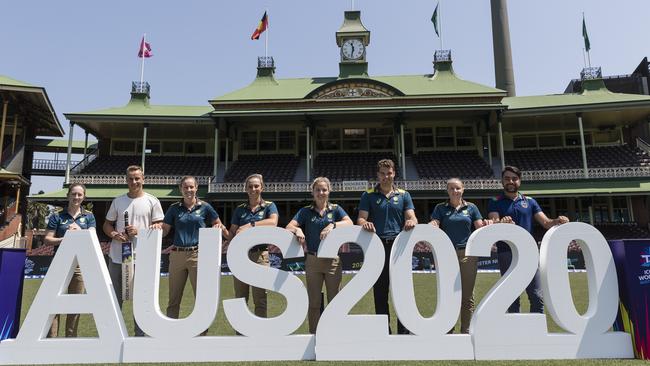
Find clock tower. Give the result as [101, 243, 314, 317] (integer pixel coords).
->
[336, 10, 370, 78]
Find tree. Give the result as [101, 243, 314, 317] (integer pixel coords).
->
[26, 201, 51, 230]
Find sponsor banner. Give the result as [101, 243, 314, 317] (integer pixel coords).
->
[24, 249, 585, 277]
[0, 249, 26, 341]
[610, 239, 650, 359]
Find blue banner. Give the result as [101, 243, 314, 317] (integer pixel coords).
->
[0, 249, 26, 341]
[610, 239, 650, 359]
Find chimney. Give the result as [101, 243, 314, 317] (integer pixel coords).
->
[490, 0, 516, 96]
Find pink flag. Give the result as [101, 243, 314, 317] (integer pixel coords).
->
[138, 37, 152, 58]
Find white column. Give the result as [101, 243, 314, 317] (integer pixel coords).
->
[0, 101, 8, 163]
[65, 121, 75, 184]
[400, 123, 406, 179]
[11, 115, 18, 154]
[607, 196, 614, 222]
[577, 114, 589, 178]
[225, 138, 229, 172]
[213, 126, 219, 178]
[487, 132, 493, 167]
[83, 130, 89, 159]
[141, 125, 148, 174]
[498, 120, 505, 171]
[306, 126, 311, 181]
[627, 196, 635, 222]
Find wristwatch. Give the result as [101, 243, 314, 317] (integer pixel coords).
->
[333, 222, 337, 229]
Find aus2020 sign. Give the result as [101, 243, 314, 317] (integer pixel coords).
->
[0, 223, 634, 363]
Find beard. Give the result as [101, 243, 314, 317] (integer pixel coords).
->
[504, 184, 517, 193]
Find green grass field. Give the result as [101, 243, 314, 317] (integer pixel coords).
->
[20, 272, 646, 365]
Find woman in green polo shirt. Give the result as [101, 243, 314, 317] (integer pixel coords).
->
[430, 178, 491, 334]
[44, 183, 96, 337]
[286, 176, 353, 334]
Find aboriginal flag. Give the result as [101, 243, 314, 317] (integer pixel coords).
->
[251, 11, 268, 40]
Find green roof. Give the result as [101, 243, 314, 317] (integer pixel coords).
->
[503, 79, 650, 113]
[521, 178, 650, 197]
[33, 138, 97, 150]
[29, 186, 207, 201]
[211, 63, 505, 103]
[69, 103, 213, 118]
[0, 75, 34, 88]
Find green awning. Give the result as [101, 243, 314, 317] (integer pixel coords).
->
[521, 179, 650, 197]
[29, 186, 208, 202]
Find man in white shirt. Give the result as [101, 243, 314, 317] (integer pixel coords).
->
[102, 165, 164, 336]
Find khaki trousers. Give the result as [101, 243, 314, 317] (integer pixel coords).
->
[233, 249, 269, 318]
[456, 247, 478, 334]
[166, 250, 199, 318]
[48, 267, 84, 337]
[305, 253, 342, 334]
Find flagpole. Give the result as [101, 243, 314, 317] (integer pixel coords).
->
[582, 48, 587, 68]
[265, 9, 269, 59]
[439, 0, 444, 50]
[140, 33, 146, 86]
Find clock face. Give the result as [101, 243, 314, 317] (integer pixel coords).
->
[341, 39, 365, 60]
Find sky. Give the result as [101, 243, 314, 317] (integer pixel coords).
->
[2, 0, 649, 194]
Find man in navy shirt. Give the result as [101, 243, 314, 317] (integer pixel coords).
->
[358, 159, 417, 334]
[488, 166, 569, 313]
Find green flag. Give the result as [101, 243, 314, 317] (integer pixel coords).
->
[431, 3, 440, 37]
[582, 15, 590, 52]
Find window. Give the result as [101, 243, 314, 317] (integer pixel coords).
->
[162, 141, 183, 154]
[136, 141, 161, 155]
[594, 130, 620, 144]
[113, 140, 136, 154]
[317, 128, 340, 151]
[456, 126, 474, 147]
[343, 128, 367, 150]
[538, 134, 562, 148]
[565, 133, 592, 147]
[369, 127, 393, 149]
[241, 131, 257, 151]
[513, 135, 537, 149]
[612, 197, 630, 223]
[278, 131, 296, 150]
[436, 127, 454, 147]
[259, 131, 277, 151]
[185, 141, 206, 155]
[415, 128, 433, 148]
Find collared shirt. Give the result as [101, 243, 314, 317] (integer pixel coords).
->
[231, 200, 278, 227]
[164, 200, 218, 247]
[431, 200, 482, 249]
[358, 184, 415, 239]
[487, 192, 542, 252]
[292, 203, 348, 253]
[47, 207, 96, 238]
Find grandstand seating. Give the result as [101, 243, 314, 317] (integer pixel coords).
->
[313, 152, 399, 181]
[412, 151, 494, 180]
[224, 154, 299, 182]
[78, 155, 214, 176]
[505, 145, 650, 171]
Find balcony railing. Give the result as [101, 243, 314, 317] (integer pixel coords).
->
[131, 81, 150, 95]
[209, 179, 503, 193]
[69, 175, 211, 185]
[434, 49, 452, 63]
[580, 67, 602, 80]
[521, 166, 650, 181]
[33, 159, 78, 171]
[71, 149, 98, 174]
[258, 56, 274, 68]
